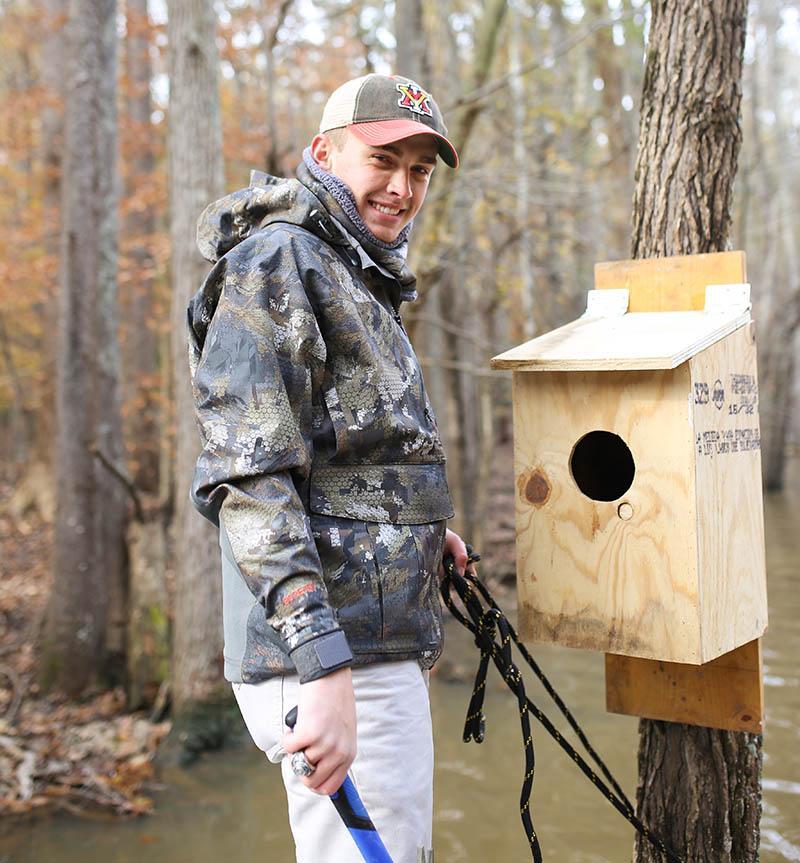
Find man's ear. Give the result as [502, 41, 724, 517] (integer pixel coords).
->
[310, 134, 334, 171]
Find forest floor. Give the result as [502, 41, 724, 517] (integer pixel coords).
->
[0, 446, 518, 822]
[0, 495, 171, 821]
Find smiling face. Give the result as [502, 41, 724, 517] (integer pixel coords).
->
[310, 129, 438, 243]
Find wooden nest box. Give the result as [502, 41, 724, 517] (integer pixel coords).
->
[491, 254, 768, 668]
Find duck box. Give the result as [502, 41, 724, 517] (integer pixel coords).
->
[491, 282, 767, 665]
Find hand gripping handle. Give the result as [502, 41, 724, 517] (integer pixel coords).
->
[284, 706, 395, 863]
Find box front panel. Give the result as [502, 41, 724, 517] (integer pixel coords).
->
[512, 367, 701, 662]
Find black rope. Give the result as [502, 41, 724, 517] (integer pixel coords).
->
[441, 548, 683, 863]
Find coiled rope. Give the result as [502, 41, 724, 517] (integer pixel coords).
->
[440, 548, 683, 863]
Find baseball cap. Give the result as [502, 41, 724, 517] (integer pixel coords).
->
[319, 74, 459, 169]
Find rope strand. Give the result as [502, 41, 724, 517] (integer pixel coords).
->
[440, 549, 683, 863]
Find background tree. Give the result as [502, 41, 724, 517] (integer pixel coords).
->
[629, 2, 761, 861]
[407, 0, 509, 550]
[740, 3, 800, 491]
[395, 0, 430, 84]
[120, 0, 161, 493]
[165, 0, 228, 747]
[32, 0, 65, 465]
[40, 0, 127, 694]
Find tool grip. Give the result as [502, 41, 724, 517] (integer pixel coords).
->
[283, 706, 395, 862]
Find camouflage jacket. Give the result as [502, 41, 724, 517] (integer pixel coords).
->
[188, 162, 454, 685]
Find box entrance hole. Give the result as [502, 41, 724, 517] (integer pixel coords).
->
[569, 430, 635, 502]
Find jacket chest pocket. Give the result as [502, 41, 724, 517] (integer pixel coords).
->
[365, 521, 447, 650]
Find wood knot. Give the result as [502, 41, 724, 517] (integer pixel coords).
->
[519, 467, 551, 507]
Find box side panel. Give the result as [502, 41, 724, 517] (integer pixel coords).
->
[512, 366, 701, 662]
[689, 322, 768, 661]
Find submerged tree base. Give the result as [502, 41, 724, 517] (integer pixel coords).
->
[156, 693, 246, 767]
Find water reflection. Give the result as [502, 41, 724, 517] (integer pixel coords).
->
[2, 490, 798, 862]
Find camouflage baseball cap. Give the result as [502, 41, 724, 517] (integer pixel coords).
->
[319, 74, 459, 168]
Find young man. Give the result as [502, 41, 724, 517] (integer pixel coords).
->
[188, 74, 470, 862]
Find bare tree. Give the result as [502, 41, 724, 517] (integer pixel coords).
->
[407, 0, 508, 541]
[262, 0, 293, 176]
[165, 0, 228, 741]
[41, 0, 127, 694]
[746, 5, 800, 491]
[395, 0, 430, 83]
[33, 0, 66, 467]
[509, 6, 536, 342]
[121, 0, 160, 492]
[630, 3, 761, 860]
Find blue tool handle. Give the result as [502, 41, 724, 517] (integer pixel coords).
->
[330, 776, 394, 862]
[284, 707, 395, 863]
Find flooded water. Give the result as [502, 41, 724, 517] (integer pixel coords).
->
[2, 489, 798, 862]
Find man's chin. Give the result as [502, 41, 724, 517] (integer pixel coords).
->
[368, 223, 403, 243]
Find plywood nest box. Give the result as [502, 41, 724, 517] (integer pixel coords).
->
[491, 283, 768, 666]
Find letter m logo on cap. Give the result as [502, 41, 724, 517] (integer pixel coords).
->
[395, 81, 433, 117]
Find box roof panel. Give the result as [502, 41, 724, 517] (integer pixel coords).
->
[491, 310, 752, 371]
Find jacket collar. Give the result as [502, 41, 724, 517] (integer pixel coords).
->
[293, 162, 418, 303]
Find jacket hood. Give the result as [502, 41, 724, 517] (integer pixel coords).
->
[195, 165, 418, 299]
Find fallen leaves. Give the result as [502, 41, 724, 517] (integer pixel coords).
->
[0, 505, 171, 820]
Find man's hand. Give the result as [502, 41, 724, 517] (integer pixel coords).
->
[440, 528, 474, 577]
[281, 666, 357, 796]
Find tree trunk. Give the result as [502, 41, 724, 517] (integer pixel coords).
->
[262, 0, 292, 176]
[395, 0, 430, 84]
[509, 7, 536, 341]
[746, 4, 800, 492]
[588, 0, 633, 259]
[126, 518, 170, 709]
[121, 0, 170, 707]
[165, 0, 233, 755]
[630, 3, 761, 861]
[408, 0, 509, 309]
[404, 0, 508, 541]
[33, 0, 66, 467]
[42, 0, 127, 695]
[121, 0, 160, 493]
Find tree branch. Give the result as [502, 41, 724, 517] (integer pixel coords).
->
[89, 443, 145, 522]
[443, 9, 638, 115]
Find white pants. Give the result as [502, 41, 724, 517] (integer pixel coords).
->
[232, 660, 434, 863]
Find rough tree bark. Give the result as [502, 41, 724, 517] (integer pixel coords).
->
[42, 0, 127, 694]
[165, 0, 233, 755]
[630, 3, 761, 861]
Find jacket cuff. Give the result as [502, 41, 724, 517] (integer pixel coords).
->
[289, 630, 354, 684]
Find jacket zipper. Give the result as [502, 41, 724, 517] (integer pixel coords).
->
[390, 308, 436, 426]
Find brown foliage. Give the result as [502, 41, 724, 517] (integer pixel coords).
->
[0, 501, 170, 818]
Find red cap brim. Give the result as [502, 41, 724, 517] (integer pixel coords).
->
[348, 120, 459, 169]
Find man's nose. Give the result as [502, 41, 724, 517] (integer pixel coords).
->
[386, 168, 412, 200]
